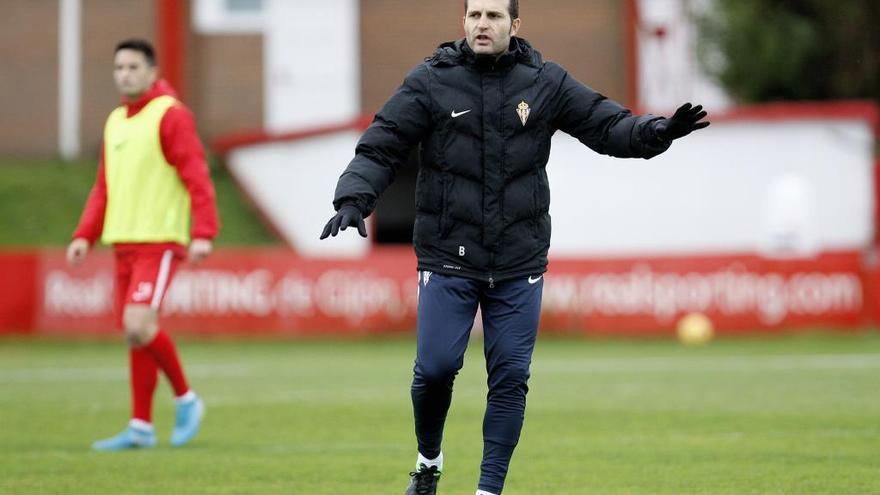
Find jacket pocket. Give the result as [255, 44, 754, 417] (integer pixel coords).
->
[440, 174, 452, 238]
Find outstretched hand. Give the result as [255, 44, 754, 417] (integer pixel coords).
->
[656, 103, 710, 141]
[319, 204, 367, 239]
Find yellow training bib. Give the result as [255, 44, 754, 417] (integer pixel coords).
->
[101, 95, 191, 245]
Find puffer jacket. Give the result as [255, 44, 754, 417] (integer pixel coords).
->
[333, 37, 670, 284]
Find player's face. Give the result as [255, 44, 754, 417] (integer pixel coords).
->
[113, 49, 157, 99]
[464, 0, 520, 56]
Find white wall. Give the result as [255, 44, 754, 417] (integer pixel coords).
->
[264, 0, 360, 133]
[636, 0, 731, 113]
[229, 131, 371, 257]
[547, 119, 874, 257]
[228, 118, 875, 259]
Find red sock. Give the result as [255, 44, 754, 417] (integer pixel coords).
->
[145, 329, 190, 397]
[130, 347, 158, 422]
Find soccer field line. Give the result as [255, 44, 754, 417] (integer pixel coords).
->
[206, 385, 408, 406]
[2, 353, 879, 383]
[0, 363, 255, 383]
[54, 384, 409, 412]
[534, 353, 880, 373]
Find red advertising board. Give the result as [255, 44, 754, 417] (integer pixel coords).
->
[4, 247, 866, 336]
[0, 251, 39, 332]
[543, 251, 866, 335]
[35, 247, 420, 335]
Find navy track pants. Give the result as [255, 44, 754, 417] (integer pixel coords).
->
[411, 271, 543, 494]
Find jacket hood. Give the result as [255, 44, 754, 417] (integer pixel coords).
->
[123, 79, 179, 116]
[428, 37, 543, 69]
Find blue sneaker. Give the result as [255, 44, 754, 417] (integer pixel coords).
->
[92, 423, 156, 451]
[171, 394, 205, 447]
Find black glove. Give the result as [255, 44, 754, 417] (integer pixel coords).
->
[319, 204, 367, 239]
[655, 103, 710, 141]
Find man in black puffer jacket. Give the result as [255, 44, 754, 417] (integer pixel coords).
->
[321, 1, 709, 494]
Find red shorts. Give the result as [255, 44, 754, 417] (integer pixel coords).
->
[113, 243, 186, 327]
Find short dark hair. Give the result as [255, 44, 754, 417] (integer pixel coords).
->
[115, 39, 156, 66]
[464, 0, 519, 20]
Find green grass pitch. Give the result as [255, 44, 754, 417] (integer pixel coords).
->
[1, 332, 879, 494]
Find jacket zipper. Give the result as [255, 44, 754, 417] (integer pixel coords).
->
[488, 69, 501, 290]
[488, 253, 495, 288]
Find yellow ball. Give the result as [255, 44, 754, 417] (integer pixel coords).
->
[676, 312, 714, 345]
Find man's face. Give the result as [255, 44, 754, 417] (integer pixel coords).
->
[464, 0, 521, 56]
[113, 49, 157, 98]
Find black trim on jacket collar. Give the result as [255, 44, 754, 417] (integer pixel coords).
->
[427, 37, 543, 70]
